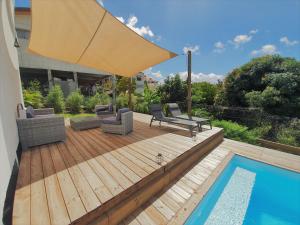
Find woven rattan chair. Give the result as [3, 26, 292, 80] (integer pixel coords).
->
[101, 108, 133, 135]
[17, 107, 65, 149]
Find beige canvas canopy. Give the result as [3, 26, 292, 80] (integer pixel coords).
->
[28, 0, 177, 77]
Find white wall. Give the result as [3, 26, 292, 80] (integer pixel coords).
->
[0, 0, 23, 220]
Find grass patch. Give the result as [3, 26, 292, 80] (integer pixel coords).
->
[59, 113, 95, 118]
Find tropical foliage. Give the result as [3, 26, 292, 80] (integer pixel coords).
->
[84, 92, 111, 112]
[66, 91, 84, 114]
[23, 80, 44, 108]
[45, 85, 65, 113]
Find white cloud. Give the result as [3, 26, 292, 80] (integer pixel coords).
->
[97, 0, 104, 6]
[121, 15, 154, 37]
[183, 45, 200, 54]
[152, 71, 162, 78]
[116, 16, 125, 23]
[251, 44, 277, 56]
[144, 67, 162, 79]
[280, 36, 299, 46]
[213, 41, 225, 53]
[230, 30, 258, 48]
[116, 15, 155, 38]
[170, 71, 224, 84]
[233, 34, 252, 47]
[249, 29, 258, 35]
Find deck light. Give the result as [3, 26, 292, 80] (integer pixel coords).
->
[156, 153, 163, 165]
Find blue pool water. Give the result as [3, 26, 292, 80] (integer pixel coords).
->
[185, 155, 300, 225]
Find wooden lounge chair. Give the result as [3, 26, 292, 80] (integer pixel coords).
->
[167, 103, 212, 131]
[149, 104, 199, 136]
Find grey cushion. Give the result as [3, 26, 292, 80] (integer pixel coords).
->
[149, 104, 165, 120]
[26, 106, 35, 118]
[101, 116, 121, 125]
[167, 103, 182, 117]
[116, 108, 129, 121]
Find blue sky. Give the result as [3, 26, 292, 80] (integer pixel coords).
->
[15, 0, 300, 83]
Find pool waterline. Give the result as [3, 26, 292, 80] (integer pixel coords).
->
[184, 155, 300, 225]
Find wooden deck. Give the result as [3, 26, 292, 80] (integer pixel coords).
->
[13, 113, 223, 225]
[122, 137, 300, 225]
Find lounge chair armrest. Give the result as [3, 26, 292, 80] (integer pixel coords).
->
[17, 116, 65, 129]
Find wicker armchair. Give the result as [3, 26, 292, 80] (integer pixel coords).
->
[17, 108, 65, 150]
[101, 109, 133, 135]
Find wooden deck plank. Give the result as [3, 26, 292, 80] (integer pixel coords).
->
[30, 148, 51, 225]
[13, 151, 31, 225]
[49, 144, 99, 216]
[117, 147, 156, 174]
[58, 142, 113, 203]
[80, 130, 142, 184]
[66, 129, 124, 196]
[40, 146, 70, 225]
[48, 144, 88, 220]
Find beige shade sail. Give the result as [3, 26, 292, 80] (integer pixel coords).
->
[28, 0, 177, 77]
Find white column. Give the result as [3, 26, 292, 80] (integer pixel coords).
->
[73, 72, 78, 90]
[47, 69, 53, 89]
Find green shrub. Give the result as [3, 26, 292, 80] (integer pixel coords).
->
[84, 92, 111, 112]
[23, 80, 44, 108]
[23, 89, 44, 108]
[192, 108, 211, 118]
[117, 93, 129, 108]
[212, 120, 259, 144]
[276, 120, 300, 147]
[133, 88, 161, 114]
[45, 85, 65, 113]
[66, 91, 84, 114]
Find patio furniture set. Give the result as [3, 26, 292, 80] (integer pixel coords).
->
[16, 102, 210, 150]
[17, 104, 133, 150]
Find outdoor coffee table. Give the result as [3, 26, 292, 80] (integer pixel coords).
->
[175, 115, 212, 131]
[70, 116, 102, 131]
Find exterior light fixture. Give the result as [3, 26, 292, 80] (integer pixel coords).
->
[14, 36, 20, 48]
[156, 153, 163, 165]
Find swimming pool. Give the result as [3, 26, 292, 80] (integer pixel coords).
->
[185, 155, 300, 225]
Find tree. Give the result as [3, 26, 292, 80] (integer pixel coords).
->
[157, 74, 187, 104]
[217, 55, 300, 117]
[116, 76, 136, 94]
[191, 82, 217, 105]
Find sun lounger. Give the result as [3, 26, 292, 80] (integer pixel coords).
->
[149, 104, 199, 136]
[167, 103, 212, 131]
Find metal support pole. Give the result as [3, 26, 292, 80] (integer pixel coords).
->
[112, 75, 117, 114]
[187, 50, 192, 118]
[128, 77, 132, 110]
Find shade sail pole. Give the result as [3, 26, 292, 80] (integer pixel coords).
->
[128, 77, 132, 110]
[112, 75, 116, 114]
[187, 50, 192, 118]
